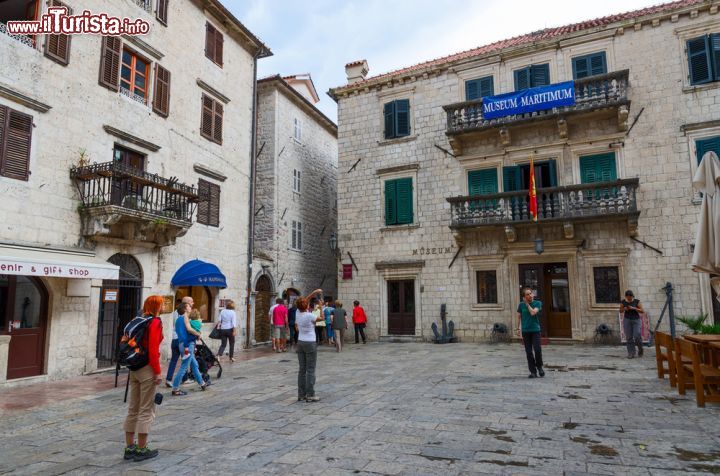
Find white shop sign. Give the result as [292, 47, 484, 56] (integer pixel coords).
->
[0, 259, 119, 280]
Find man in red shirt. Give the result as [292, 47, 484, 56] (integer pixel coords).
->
[272, 298, 289, 352]
[352, 300, 367, 344]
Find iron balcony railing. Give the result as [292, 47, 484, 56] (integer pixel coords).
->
[70, 161, 201, 223]
[444, 69, 630, 135]
[446, 178, 639, 229]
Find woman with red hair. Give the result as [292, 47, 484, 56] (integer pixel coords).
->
[295, 289, 324, 402]
[123, 295, 164, 462]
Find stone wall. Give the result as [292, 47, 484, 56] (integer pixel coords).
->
[335, 7, 720, 342]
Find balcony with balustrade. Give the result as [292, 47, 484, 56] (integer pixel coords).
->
[443, 70, 630, 155]
[446, 178, 640, 241]
[70, 161, 201, 246]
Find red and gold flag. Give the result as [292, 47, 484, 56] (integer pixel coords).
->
[529, 156, 538, 222]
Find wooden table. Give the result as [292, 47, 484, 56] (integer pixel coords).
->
[685, 335, 720, 367]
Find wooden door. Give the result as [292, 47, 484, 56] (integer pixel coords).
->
[111, 146, 145, 206]
[1, 275, 48, 379]
[518, 264, 547, 337]
[387, 280, 415, 335]
[544, 263, 572, 338]
[254, 276, 272, 343]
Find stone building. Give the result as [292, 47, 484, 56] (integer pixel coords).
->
[330, 0, 720, 342]
[251, 74, 338, 345]
[0, 0, 270, 385]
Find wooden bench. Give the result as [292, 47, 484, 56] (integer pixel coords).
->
[675, 337, 720, 407]
[654, 331, 677, 387]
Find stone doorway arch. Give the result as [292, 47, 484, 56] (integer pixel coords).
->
[254, 275, 274, 344]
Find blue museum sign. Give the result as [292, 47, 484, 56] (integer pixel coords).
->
[482, 81, 575, 120]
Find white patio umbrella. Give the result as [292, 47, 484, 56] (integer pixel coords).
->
[691, 151, 720, 296]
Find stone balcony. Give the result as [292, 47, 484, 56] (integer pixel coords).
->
[446, 178, 640, 242]
[70, 161, 200, 247]
[443, 70, 630, 154]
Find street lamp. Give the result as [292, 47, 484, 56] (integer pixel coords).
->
[534, 237, 544, 255]
[329, 233, 337, 252]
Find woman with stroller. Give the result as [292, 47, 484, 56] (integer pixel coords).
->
[171, 302, 207, 395]
[217, 300, 237, 362]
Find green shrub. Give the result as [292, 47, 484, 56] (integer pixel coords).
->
[676, 314, 708, 334]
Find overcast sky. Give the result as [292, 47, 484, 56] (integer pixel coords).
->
[226, 0, 661, 122]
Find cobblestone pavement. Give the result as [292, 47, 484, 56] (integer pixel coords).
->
[1, 342, 720, 475]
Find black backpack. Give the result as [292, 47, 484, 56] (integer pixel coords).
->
[118, 315, 156, 371]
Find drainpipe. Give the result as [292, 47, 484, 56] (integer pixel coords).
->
[246, 51, 260, 349]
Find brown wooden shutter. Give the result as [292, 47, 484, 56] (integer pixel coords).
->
[98, 36, 121, 91]
[44, 0, 72, 65]
[197, 179, 210, 225]
[208, 182, 220, 227]
[0, 106, 33, 181]
[205, 23, 215, 62]
[213, 101, 223, 144]
[200, 94, 214, 140]
[152, 64, 171, 117]
[215, 29, 223, 66]
[156, 0, 168, 25]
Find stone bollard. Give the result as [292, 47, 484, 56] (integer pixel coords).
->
[0, 335, 10, 383]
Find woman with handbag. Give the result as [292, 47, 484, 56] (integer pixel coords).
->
[216, 300, 237, 362]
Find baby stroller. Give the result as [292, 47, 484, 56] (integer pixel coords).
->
[182, 338, 222, 385]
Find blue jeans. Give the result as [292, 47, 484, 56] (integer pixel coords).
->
[624, 318, 642, 356]
[165, 339, 180, 382]
[172, 341, 204, 389]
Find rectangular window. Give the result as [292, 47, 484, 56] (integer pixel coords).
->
[44, 0, 72, 65]
[291, 220, 302, 250]
[579, 152, 617, 183]
[293, 118, 302, 142]
[293, 169, 301, 193]
[156, 0, 169, 25]
[502, 160, 557, 191]
[205, 22, 224, 67]
[513, 63, 550, 91]
[572, 51, 607, 79]
[1, 0, 40, 46]
[200, 94, 223, 144]
[197, 179, 220, 227]
[383, 99, 410, 139]
[697, 136, 720, 164]
[384, 177, 413, 226]
[120, 49, 149, 104]
[465, 76, 494, 101]
[687, 34, 720, 85]
[0, 105, 33, 181]
[593, 266, 620, 304]
[476, 270, 498, 304]
[468, 168, 498, 195]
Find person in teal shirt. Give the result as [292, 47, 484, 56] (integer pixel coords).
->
[516, 287, 544, 378]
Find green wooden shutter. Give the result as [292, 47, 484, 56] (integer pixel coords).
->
[503, 166, 520, 191]
[531, 64, 550, 87]
[697, 136, 720, 165]
[384, 179, 397, 225]
[465, 79, 479, 101]
[384, 102, 395, 139]
[547, 159, 558, 186]
[580, 153, 617, 184]
[514, 67, 530, 91]
[572, 56, 590, 79]
[589, 52, 607, 76]
[688, 36, 713, 85]
[395, 99, 410, 137]
[480, 76, 494, 98]
[468, 169, 498, 196]
[712, 33, 720, 81]
[396, 177, 413, 224]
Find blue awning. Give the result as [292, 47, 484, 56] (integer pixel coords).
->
[171, 259, 227, 288]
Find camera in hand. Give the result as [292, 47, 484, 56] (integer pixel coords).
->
[154, 392, 163, 405]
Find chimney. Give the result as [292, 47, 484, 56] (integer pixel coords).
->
[345, 59, 369, 84]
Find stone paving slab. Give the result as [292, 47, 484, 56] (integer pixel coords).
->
[1, 343, 720, 474]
